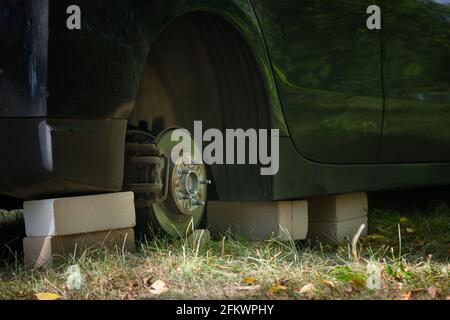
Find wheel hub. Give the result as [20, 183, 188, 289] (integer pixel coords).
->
[172, 153, 208, 216]
[186, 171, 200, 196]
[125, 127, 211, 237]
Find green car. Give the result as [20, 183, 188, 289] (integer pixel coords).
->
[0, 0, 449, 234]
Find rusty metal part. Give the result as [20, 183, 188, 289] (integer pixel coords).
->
[124, 130, 169, 207]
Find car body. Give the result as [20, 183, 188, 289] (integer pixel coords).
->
[0, 0, 449, 203]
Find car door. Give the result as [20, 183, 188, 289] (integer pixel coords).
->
[378, 0, 450, 163]
[251, 0, 384, 164]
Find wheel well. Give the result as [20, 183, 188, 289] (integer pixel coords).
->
[129, 11, 273, 201]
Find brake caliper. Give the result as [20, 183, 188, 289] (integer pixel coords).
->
[124, 131, 170, 208]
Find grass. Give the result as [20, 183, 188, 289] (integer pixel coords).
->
[0, 197, 448, 300]
[0, 210, 25, 263]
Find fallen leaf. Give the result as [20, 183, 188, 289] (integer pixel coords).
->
[269, 285, 287, 294]
[322, 280, 336, 289]
[350, 277, 365, 288]
[399, 217, 409, 225]
[35, 292, 61, 301]
[427, 286, 439, 299]
[299, 284, 317, 296]
[406, 228, 415, 234]
[400, 291, 412, 300]
[242, 277, 257, 285]
[149, 280, 168, 296]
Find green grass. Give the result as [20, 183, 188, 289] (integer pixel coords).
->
[0, 201, 448, 300]
[0, 210, 25, 263]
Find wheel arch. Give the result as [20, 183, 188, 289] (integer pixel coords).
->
[133, 2, 289, 136]
[129, 8, 284, 201]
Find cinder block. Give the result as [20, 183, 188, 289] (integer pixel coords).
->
[308, 193, 368, 223]
[207, 201, 308, 241]
[307, 193, 368, 243]
[24, 228, 135, 268]
[308, 216, 368, 243]
[24, 192, 136, 237]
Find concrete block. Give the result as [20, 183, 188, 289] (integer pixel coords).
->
[308, 193, 368, 223]
[207, 201, 308, 241]
[24, 228, 135, 268]
[308, 216, 368, 243]
[24, 192, 136, 237]
[307, 193, 368, 243]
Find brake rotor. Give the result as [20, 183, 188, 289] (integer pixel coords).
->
[150, 128, 209, 237]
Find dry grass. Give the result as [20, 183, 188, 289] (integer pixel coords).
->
[0, 202, 448, 300]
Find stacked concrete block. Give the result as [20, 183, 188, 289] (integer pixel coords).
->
[23, 192, 136, 268]
[207, 201, 308, 241]
[307, 193, 368, 243]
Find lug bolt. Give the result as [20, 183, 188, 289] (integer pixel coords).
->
[191, 200, 206, 206]
[200, 180, 212, 185]
[178, 193, 192, 200]
[177, 168, 189, 175]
